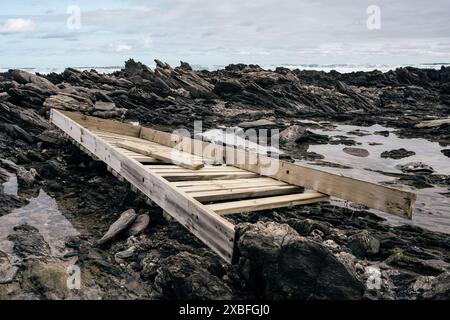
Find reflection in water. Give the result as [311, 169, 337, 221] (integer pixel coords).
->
[0, 189, 79, 257]
[301, 123, 450, 234]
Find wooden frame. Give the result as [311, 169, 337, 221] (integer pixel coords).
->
[50, 110, 416, 263]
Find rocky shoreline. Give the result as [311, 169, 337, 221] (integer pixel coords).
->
[0, 60, 449, 300]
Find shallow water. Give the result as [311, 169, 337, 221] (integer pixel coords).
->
[202, 128, 283, 156]
[302, 123, 450, 234]
[0, 182, 79, 258]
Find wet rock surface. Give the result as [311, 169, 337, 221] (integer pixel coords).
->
[381, 148, 416, 159]
[1, 61, 449, 300]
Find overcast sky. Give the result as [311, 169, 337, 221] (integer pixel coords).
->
[1, 0, 449, 68]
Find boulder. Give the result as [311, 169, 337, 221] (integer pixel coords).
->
[398, 162, 434, 174]
[213, 79, 244, 95]
[348, 230, 380, 258]
[10, 70, 59, 93]
[98, 209, 137, 245]
[154, 252, 234, 300]
[440, 149, 450, 158]
[236, 222, 365, 299]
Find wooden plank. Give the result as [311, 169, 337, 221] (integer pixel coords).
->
[117, 141, 205, 170]
[50, 109, 235, 263]
[177, 179, 289, 192]
[207, 192, 329, 215]
[158, 171, 259, 181]
[225, 147, 416, 218]
[138, 122, 416, 218]
[190, 185, 303, 202]
[59, 112, 141, 137]
[147, 167, 249, 173]
[171, 177, 285, 187]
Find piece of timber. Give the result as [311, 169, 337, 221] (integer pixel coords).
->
[138, 126, 416, 218]
[190, 185, 303, 202]
[207, 192, 329, 215]
[54, 111, 416, 218]
[157, 171, 259, 181]
[176, 179, 289, 192]
[50, 109, 235, 263]
[171, 178, 286, 187]
[117, 141, 205, 170]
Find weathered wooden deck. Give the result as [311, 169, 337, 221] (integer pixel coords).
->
[50, 109, 416, 263]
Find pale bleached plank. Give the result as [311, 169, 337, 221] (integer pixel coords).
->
[207, 192, 329, 215]
[178, 179, 289, 192]
[171, 177, 284, 187]
[138, 122, 416, 218]
[158, 171, 259, 181]
[117, 141, 205, 170]
[190, 185, 303, 202]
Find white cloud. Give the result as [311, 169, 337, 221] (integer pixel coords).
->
[0, 18, 36, 34]
[115, 44, 133, 52]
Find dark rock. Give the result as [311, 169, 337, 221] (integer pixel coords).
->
[154, 252, 234, 300]
[236, 222, 365, 299]
[398, 162, 434, 174]
[43, 93, 93, 111]
[441, 149, 450, 158]
[37, 129, 65, 147]
[16, 167, 38, 187]
[374, 131, 390, 137]
[279, 125, 306, 144]
[287, 218, 332, 237]
[343, 147, 370, 157]
[238, 119, 277, 129]
[381, 148, 416, 159]
[213, 79, 243, 95]
[412, 272, 450, 299]
[9, 70, 59, 93]
[348, 230, 380, 258]
[126, 214, 150, 237]
[295, 130, 330, 144]
[98, 209, 137, 245]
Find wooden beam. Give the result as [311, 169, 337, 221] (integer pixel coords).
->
[190, 185, 303, 202]
[117, 141, 205, 170]
[156, 171, 259, 182]
[171, 177, 285, 187]
[207, 192, 329, 215]
[50, 109, 235, 263]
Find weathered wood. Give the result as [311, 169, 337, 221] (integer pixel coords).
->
[171, 177, 285, 187]
[207, 192, 329, 215]
[190, 185, 303, 202]
[50, 110, 236, 263]
[158, 171, 259, 181]
[117, 141, 205, 170]
[138, 125, 415, 218]
[415, 117, 450, 128]
[176, 179, 289, 192]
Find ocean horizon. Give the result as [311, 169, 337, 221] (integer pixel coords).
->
[1, 62, 450, 75]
